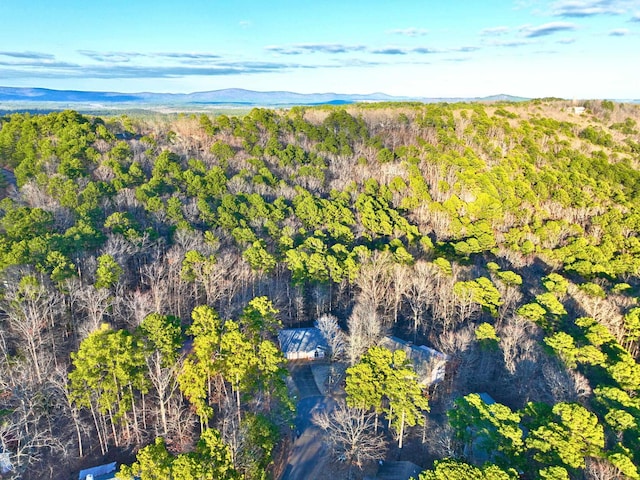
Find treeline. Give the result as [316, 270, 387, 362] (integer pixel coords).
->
[0, 100, 639, 479]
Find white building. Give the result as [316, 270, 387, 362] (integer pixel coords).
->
[78, 462, 117, 480]
[278, 328, 328, 360]
[379, 336, 449, 386]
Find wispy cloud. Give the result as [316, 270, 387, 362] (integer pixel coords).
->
[371, 47, 408, 55]
[452, 46, 481, 52]
[157, 52, 222, 60]
[480, 26, 511, 36]
[487, 39, 533, 47]
[265, 43, 366, 55]
[631, 13, 640, 20]
[267, 43, 476, 57]
[412, 47, 442, 54]
[443, 57, 472, 63]
[79, 50, 222, 63]
[387, 27, 429, 37]
[551, 0, 635, 17]
[0, 51, 55, 60]
[0, 59, 78, 68]
[520, 22, 578, 37]
[78, 50, 143, 63]
[371, 45, 476, 55]
[0, 56, 320, 80]
[337, 58, 384, 68]
[556, 37, 577, 43]
[609, 27, 630, 34]
[239, 20, 251, 28]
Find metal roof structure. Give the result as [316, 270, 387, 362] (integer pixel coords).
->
[78, 462, 117, 480]
[478, 392, 496, 405]
[380, 336, 449, 385]
[278, 327, 328, 358]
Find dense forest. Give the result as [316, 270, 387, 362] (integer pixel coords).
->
[0, 99, 639, 480]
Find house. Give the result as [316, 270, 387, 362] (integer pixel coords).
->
[572, 106, 586, 115]
[78, 462, 117, 480]
[0, 451, 12, 475]
[278, 328, 328, 360]
[365, 461, 423, 480]
[477, 392, 495, 406]
[380, 336, 448, 386]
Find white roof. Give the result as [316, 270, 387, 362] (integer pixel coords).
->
[278, 328, 328, 354]
[78, 462, 117, 480]
[380, 336, 449, 384]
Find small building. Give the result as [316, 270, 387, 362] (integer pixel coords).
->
[477, 392, 496, 406]
[278, 328, 328, 360]
[572, 106, 586, 115]
[365, 461, 423, 480]
[78, 462, 117, 480]
[0, 451, 12, 475]
[380, 336, 449, 386]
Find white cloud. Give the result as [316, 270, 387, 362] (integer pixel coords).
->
[386, 27, 429, 37]
[551, 0, 638, 17]
[556, 37, 578, 43]
[609, 27, 630, 34]
[520, 22, 578, 37]
[480, 26, 511, 36]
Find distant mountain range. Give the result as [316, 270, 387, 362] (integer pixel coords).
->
[0, 87, 531, 107]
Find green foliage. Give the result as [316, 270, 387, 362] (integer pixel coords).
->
[448, 394, 523, 466]
[454, 277, 503, 317]
[517, 302, 547, 323]
[496, 270, 522, 286]
[69, 324, 148, 422]
[476, 322, 500, 349]
[140, 313, 183, 366]
[118, 429, 240, 480]
[542, 273, 568, 296]
[579, 282, 606, 298]
[346, 346, 429, 447]
[525, 402, 604, 470]
[4, 104, 640, 476]
[239, 296, 280, 340]
[538, 466, 570, 480]
[419, 459, 518, 480]
[95, 253, 123, 289]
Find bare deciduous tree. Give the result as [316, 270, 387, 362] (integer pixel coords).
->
[584, 457, 624, 480]
[499, 320, 540, 374]
[2, 275, 63, 383]
[423, 419, 456, 459]
[346, 301, 382, 365]
[71, 283, 114, 339]
[404, 261, 437, 338]
[389, 263, 411, 324]
[313, 402, 385, 477]
[315, 314, 346, 361]
[355, 251, 394, 323]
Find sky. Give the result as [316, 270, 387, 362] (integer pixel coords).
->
[0, 0, 639, 98]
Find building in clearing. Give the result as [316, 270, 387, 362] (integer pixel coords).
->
[278, 327, 328, 360]
[78, 462, 117, 480]
[380, 336, 449, 386]
[0, 450, 12, 475]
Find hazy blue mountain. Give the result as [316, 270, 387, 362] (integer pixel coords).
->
[0, 87, 529, 107]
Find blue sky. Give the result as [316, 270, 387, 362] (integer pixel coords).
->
[1, 0, 639, 98]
